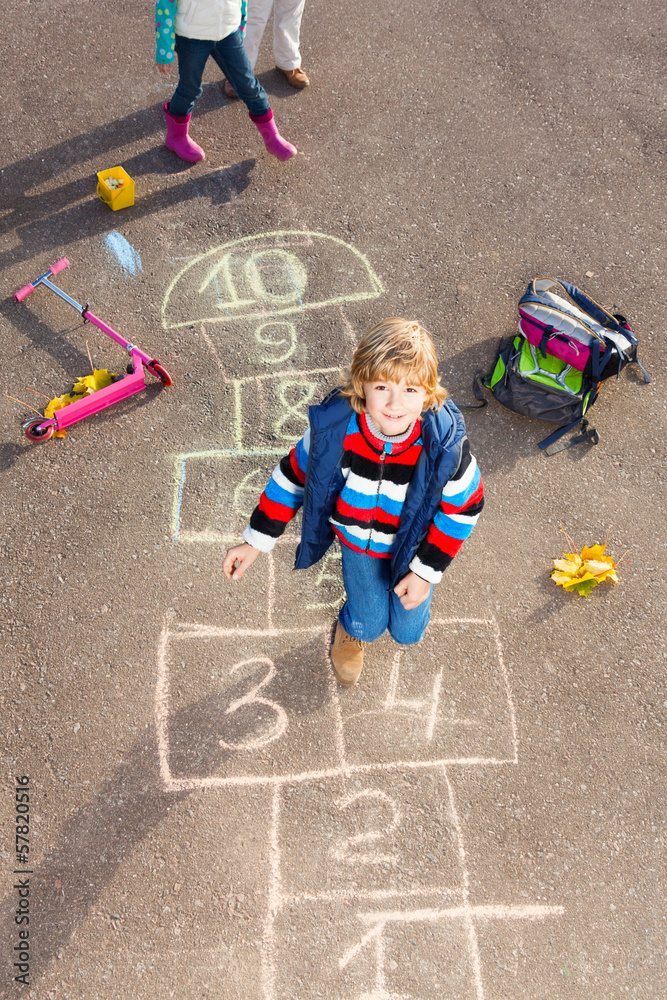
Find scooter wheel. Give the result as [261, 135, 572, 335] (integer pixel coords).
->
[147, 362, 172, 386]
[24, 419, 54, 442]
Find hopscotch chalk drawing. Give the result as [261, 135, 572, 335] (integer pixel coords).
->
[156, 596, 564, 998]
[162, 230, 384, 330]
[166, 231, 385, 547]
[171, 366, 340, 544]
[157, 232, 564, 997]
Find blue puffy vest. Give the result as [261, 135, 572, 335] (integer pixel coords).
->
[294, 391, 467, 588]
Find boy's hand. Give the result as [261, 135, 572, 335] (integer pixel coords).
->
[157, 62, 172, 75]
[222, 543, 260, 581]
[393, 572, 431, 610]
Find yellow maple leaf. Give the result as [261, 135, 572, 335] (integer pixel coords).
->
[582, 559, 614, 575]
[72, 369, 118, 395]
[551, 527, 623, 596]
[580, 544, 607, 560]
[553, 556, 581, 573]
[567, 570, 597, 584]
[43, 391, 86, 420]
[40, 369, 119, 438]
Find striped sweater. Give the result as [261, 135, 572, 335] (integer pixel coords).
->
[243, 411, 484, 584]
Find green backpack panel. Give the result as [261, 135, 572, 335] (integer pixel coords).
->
[484, 335, 597, 451]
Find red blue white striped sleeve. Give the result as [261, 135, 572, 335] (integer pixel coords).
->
[242, 430, 310, 551]
[409, 439, 484, 584]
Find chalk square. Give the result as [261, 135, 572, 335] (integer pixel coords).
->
[278, 769, 464, 900]
[174, 451, 298, 545]
[271, 900, 477, 999]
[234, 367, 340, 452]
[338, 618, 514, 767]
[270, 543, 345, 629]
[158, 627, 343, 784]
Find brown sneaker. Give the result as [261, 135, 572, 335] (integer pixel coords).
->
[277, 66, 310, 89]
[331, 621, 367, 686]
[224, 79, 238, 99]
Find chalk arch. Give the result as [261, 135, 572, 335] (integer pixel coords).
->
[162, 230, 385, 329]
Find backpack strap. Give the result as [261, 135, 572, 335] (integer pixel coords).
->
[591, 339, 615, 379]
[538, 418, 582, 451]
[612, 313, 649, 380]
[538, 324, 555, 355]
[458, 373, 488, 409]
[539, 418, 599, 454]
[558, 280, 633, 338]
[625, 343, 651, 383]
[635, 357, 650, 382]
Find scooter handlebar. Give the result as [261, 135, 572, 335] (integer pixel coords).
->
[14, 258, 70, 301]
[14, 284, 34, 302]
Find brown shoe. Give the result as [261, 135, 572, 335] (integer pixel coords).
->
[277, 66, 310, 89]
[331, 621, 367, 686]
[224, 79, 238, 99]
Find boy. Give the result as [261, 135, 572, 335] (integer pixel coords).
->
[222, 318, 484, 686]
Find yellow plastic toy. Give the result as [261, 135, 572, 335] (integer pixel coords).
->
[96, 166, 135, 211]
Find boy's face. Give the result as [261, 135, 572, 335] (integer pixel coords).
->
[362, 377, 428, 437]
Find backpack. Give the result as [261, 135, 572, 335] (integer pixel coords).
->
[477, 278, 649, 454]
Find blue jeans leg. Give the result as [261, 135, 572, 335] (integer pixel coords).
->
[388, 580, 432, 645]
[169, 36, 214, 117]
[210, 28, 270, 116]
[338, 544, 433, 646]
[169, 31, 270, 118]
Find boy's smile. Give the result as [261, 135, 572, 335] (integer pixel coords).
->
[362, 378, 428, 437]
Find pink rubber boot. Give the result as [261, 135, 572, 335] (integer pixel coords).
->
[164, 102, 206, 162]
[249, 109, 297, 161]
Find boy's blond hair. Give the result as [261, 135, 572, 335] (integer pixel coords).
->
[341, 317, 449, 415]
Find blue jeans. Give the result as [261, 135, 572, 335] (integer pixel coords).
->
[169, 30, 270, 118]
[338, 544, 433, 645]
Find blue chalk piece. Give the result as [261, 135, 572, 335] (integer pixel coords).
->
[105, 231, 144, 277]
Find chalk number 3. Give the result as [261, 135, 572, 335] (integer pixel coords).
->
[219, 657, 288, 750]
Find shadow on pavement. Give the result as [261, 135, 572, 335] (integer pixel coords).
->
[0, 442, 23, 471]
[0, 638, 330, 996]
[1, 92, 256, 273]
[1, 301, 99, 374]
[442, 336, 530, 475]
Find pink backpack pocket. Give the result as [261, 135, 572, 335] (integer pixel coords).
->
[518, 314, 593, 372]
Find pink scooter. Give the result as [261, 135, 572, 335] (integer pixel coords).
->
[14, 258, 172, 442]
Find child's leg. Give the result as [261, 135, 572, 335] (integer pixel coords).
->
[387, 582, 433, 645]
[164, 36, 212, 162]
[332, 544, 390, 685]
[211, 28, 297, 160]
[168, 36, 214, 117]
[210, 28, 270, 116]
[338, 545, 391, 644]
